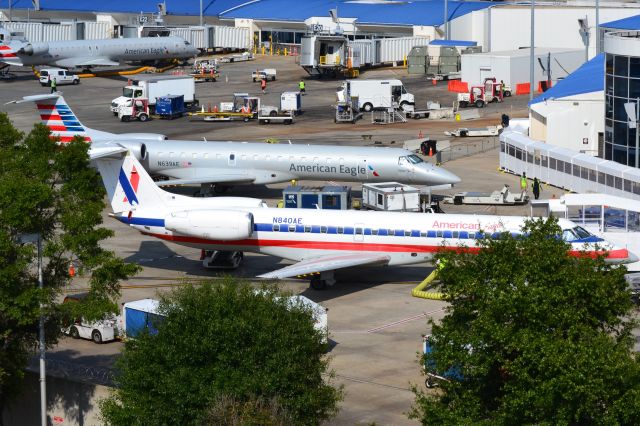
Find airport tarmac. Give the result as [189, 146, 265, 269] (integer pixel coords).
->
[0, 56, 588, 424]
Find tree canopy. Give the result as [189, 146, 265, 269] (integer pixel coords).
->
[411, 217, 640, 425]
[100, 279, 342, 426]
[0, 115, 138, 415]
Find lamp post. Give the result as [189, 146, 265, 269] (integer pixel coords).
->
[199, 0, 203, 27]
[20, 233, 46, 426]
[444, 0, 449, 40]
[529, 0, 535, 101]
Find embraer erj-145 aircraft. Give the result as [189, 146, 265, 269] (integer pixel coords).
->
[95, 152, 637, 290]
[14, 94, 461, 189]
[0, 29, 197, 68]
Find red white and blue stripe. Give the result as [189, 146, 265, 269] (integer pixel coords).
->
[37, 100, 91, 143]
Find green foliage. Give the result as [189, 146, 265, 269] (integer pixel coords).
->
[410, 217, 640, 425]
[100, 278, 342, 425]
[201, 394, 294, 426]
[0, 114, 139, 411]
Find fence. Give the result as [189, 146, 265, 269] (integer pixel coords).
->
[438, 137, 500, 163]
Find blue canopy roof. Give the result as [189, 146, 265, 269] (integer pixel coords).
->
[529, 53, 604, 105]
[3, 0, 248, 15]
[601, 14, 640, 30]
[219, 0, 493, 26]
[430, 39, 477, 46]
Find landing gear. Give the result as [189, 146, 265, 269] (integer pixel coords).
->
[309, 271, 336, 290]
[202, 250, 243, 269]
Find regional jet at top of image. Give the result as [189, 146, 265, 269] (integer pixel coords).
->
[0, 28, 198, 68]
[11, 94, 462, 189]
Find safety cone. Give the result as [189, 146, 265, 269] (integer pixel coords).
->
[68, 262, 76, 278]
[418, 130, 423, 138]
[428, 146, 433, 157]
[432, 79, 437, 85]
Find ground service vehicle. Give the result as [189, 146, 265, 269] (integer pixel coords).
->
[62, 293, 118, 344]
[119, 299, 164, 339]
[340, 79, 414, 112]
[457, 77, 505, 108]
[111, 75, 196, 114]
[117, 98, 150, 122]
[252, 68, 277, 81]
[39, 68, 79, 86]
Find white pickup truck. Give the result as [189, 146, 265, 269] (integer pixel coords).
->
[252, 68, 277, 82]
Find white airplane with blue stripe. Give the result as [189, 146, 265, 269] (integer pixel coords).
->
[11, 93, 462, 190]
[94, 151, 637, 289]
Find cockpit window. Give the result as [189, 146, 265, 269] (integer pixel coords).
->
[184, 41, 191, 45]
[562, 229, 579, 242]
[562, 226, 592, 242]
[573, 226, 591, 239]
[407, 154, 423, 164]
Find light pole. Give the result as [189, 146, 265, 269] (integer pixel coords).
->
[199, 0, 203, 27]
[444, 0, 449, 40]
[20, 233, 46, 426]
[595, 0, 600, 54]
[529, 0, 535, 101]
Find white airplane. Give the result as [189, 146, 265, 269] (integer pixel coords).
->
[94, 151, 638, 290]
[12, 94, 462, 189]
[0, 29, 198, 68]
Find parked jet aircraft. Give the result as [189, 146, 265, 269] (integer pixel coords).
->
[0, 29, 197, 68]
[14, 94, 462, 189]
[94, 152, 637, 289]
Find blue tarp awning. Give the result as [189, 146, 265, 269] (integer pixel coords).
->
[601, 14, 640, 30]
[3, 0, 248, 15]
[529, 53, 604, 105]
[430, 39, 477, 47]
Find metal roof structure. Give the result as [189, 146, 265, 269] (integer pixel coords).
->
[4, 0, 493, 26]
[529, 53, 604, 105]
[601, 14, 640, 30]
[430, 39, 477, 46]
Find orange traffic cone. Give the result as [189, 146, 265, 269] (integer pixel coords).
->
[432, 79, 437, 85]
[428, 146, 433, 157]
[68, 262, 76, 277]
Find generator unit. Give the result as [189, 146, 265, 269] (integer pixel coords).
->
[283, 185, 351, 210]
[362, 182, 421, 212]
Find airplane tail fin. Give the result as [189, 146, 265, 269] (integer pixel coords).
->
[0, 43, 22, 66]
[94, 151, 168, 215]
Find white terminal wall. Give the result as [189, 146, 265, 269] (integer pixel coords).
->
[530, 90, 604, 156]
[461, 48, 584, 87]
[450, 5, 640, 56]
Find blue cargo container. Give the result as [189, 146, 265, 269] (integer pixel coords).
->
[155, 94, 185, 119]
[122, 299, 165, 338]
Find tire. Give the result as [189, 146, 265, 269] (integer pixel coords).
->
[72, 79, 79, 85]
[252, 77, 256, 82]
[121, 116, 130, 122]
[400, 101, 409, 111]
[91, 330, 103, 344]
[269, 110, 277, 117]
[459, 101, 468, 108]
[243, 117, 250, 122]
[138, 113, 149, 122]
[363, 103, 373, 112]
[475, 99, 485, 108]
[113, 112, 118, 116]
[425, 377, 434, 389]
[285, 119, 292, 125]
[272, 76, 276, 81]
[310, 277, 326, 290]
[69, 326, 80, 339]
[504, 90, 512, 97]
[40, 83, 47, 87]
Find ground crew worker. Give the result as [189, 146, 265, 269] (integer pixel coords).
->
[520, 172, 527, 194]
[299, 79, 305, 94]
[500, 79, 505, 99]
[532, 177, 541, 200]
[50, 77, 57, 93]
[261, 78, 267, 94]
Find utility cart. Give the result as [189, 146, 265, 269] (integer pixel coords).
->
[443, 184, 528, 205]
[117, 98, 150, 122]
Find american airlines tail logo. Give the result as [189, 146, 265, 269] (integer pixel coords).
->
[368, 165, 380, 177]
[36, 101, 92, 143]
[119, 165, 140, 206]
[0, 44, 17, 58]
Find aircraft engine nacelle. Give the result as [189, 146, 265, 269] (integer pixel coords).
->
[116, 141, 148, 161]
[119, 133, 167, 141]
[19, 43, 48, 56]
[165, 210, 254, 241]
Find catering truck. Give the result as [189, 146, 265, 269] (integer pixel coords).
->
[110, 75, 197, 114]
[338, 79, 414, 112]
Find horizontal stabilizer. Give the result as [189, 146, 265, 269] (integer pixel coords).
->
[258, 253, 391, 280]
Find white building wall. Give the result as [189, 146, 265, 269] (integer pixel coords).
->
[451, 6, 640, 57]
[530, 91, 604, 155]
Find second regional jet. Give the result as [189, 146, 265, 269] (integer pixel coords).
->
[13, 94, 461, 189]
[94, 152, 637, 290]
[0, 29, 198, 68]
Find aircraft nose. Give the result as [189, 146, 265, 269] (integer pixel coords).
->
[605, 247, 639, 265]
[421, 165, 461, 186]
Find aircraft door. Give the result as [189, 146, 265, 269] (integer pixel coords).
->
[354, 223, 364, 242]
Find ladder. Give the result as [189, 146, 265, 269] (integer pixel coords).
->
[371, 107, 407, 125]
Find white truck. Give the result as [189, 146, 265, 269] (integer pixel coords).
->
[252, 68, 277, 82]
[339, 79, 414, 112]
[110, 75, 197, 114]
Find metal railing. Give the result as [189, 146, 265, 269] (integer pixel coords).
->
[438, 137, 500, 164]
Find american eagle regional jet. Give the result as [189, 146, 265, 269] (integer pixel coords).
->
[94, 152, 637, 290]
[12, 94, 461, 190]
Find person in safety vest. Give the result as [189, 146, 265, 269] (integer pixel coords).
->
[520, 172, 528, 194]
[299, 79, 306, 94]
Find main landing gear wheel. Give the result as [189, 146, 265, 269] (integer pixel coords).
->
[310, 277, 327, 290]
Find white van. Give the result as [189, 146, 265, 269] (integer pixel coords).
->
[39, 68, 80, 86]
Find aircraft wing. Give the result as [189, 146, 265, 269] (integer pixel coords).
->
[257, 253, 391, 280]
[53, 57, 120, 68]
[156, 174, 257, 186]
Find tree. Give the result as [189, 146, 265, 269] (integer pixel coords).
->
[0, 115, 139, 419]
[100, 278, 342, 425]
[410, 217, 640, 425]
